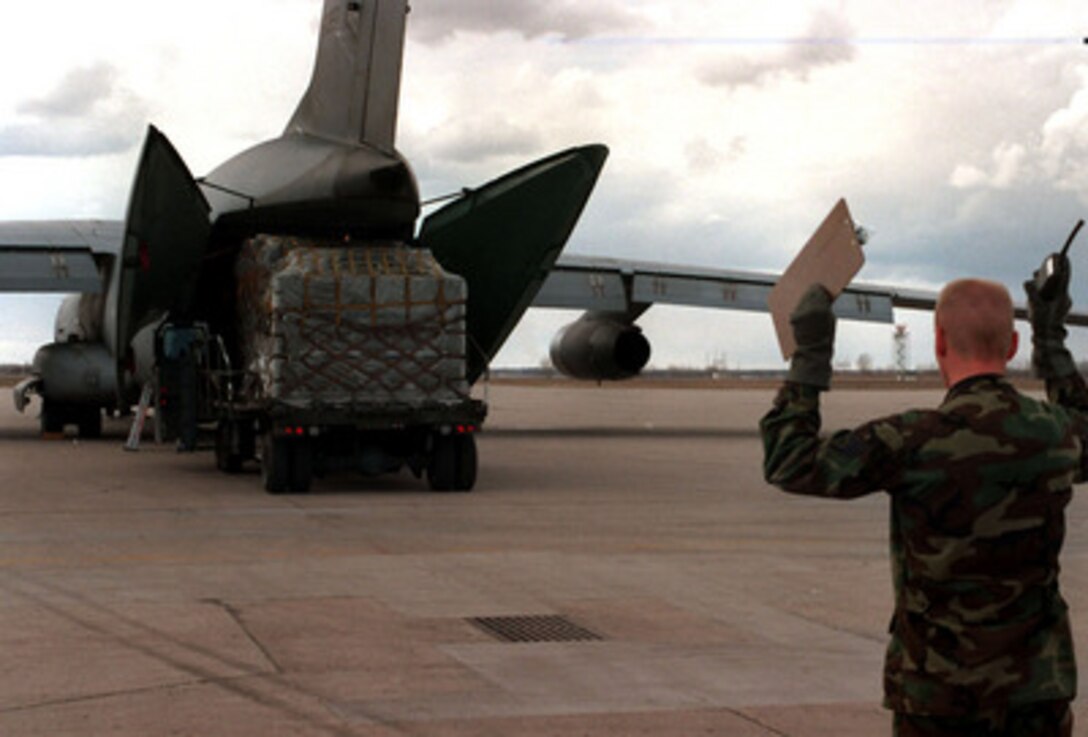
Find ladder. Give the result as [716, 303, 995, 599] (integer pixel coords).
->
[124, 382, 162, 451]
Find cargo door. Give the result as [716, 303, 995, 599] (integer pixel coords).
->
[113, 125, 211, 372]
[419, 144, 607, 384]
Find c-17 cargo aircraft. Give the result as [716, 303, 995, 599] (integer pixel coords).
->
[0, 0, 1070, 493]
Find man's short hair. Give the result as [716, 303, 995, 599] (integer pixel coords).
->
[936, 279, 1015, 362]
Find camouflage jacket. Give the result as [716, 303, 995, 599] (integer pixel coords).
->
[761, 373, 1088, 716]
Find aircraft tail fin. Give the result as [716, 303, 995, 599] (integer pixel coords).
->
[286, 0, 408, 152]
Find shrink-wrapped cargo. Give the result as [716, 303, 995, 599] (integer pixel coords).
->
[236, 235, 468, 409]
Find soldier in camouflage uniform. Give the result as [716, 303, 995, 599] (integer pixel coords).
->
[761, 274, 1085, 736]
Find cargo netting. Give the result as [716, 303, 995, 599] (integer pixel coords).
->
[236, 235, 469, 409]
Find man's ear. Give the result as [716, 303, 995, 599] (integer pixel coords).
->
[935, 325, 948, 358]
[1007, 330, 1019, 361]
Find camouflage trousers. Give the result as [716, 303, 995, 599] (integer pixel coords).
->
[893, 701, 1072, 737]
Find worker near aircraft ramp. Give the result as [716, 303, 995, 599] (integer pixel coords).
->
[760, 267, 1086, 736]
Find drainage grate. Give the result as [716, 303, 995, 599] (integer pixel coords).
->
[468, 615, 604, 644]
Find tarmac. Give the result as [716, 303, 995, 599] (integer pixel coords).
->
[1, 381, 1086, 736]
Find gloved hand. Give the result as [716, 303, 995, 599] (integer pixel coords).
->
[788, 284, 836, 389]
[1024, 254, 1076, 379]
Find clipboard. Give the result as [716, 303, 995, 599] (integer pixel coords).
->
[767, 199, 864, 359]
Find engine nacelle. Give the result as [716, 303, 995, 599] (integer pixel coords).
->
[32, 341, 118, 406]
[549, 315, 651, 381]
[54, 293, 106, 343]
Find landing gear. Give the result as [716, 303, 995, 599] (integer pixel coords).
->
[260, 432, 312, 495]
[40, 400, 64, 435]
[77, 406, 102, 439]
[41, 400, 102, 439]
[427, 432, 477, 492]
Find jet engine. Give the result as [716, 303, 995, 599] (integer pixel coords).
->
[10, 341, 118, 436]
[54, 293, 106, 343]
[549, 314, 651, 381]
[31, 341, 117, 412]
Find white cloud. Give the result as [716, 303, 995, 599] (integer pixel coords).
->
[409, 0, 647, 44]
[18, 63, 120, 118]
[949, 142, 1027, 190]
[425, 118, 544, 165]
[949, 65, 1088, 208]
[1039, 66, 1088, 200]
[950, 164, 987, 189]
[697, 7, 857, 89]
[0, 62, 150, 158]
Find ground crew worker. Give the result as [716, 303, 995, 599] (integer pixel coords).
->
[761, 272, 1085, 736]
[159, 323, 202, 451]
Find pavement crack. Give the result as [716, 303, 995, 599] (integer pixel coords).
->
[726, 707, 791, 736]
[0, 679, 206, 716]
[786, 609, 887, 645]
[0, 574, 397, 737]
[204, 598, 284, 674]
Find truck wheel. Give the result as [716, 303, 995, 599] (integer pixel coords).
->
[215, 421, 243, 473]
[454, 434, 477, 492]
[239, 423, 257, 461]
[427, 434, 457, 492]
[288, 441, 313, 494]
[428, 433, 477, 492]
[261, 433, 290, 494]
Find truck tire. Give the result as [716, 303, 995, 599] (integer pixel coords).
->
[239, 423, 257, 462]
[261, 433, 289, 494]
[454, 434, 477, 492]
[215, 421, 243, 473]
[288, 441, 313, 494]
[427, 433, 477, 492]
[427, 434, 457, 491]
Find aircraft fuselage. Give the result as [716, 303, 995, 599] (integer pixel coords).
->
[201, 134, 420, 241]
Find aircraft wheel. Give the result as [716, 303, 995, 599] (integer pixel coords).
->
[41, 400, 66, 435]
[261, 433, 290, 494]
[288, 440, 313, 494]
[215, 421, 243, 473]
[77, 407, 102, 439]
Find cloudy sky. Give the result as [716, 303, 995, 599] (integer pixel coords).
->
[1, 0, 1087, 371]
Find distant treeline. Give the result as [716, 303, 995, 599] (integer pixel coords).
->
[490, 366, 944, 381]
[493, 363, 1088, 381]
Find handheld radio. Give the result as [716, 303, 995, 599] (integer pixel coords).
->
[1035, 219, 1085, 300]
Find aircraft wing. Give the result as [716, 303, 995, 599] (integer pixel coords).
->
[0, 220, 122, 293]
[536, 254, 1088, 327]
[536, 254, 899, 323]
